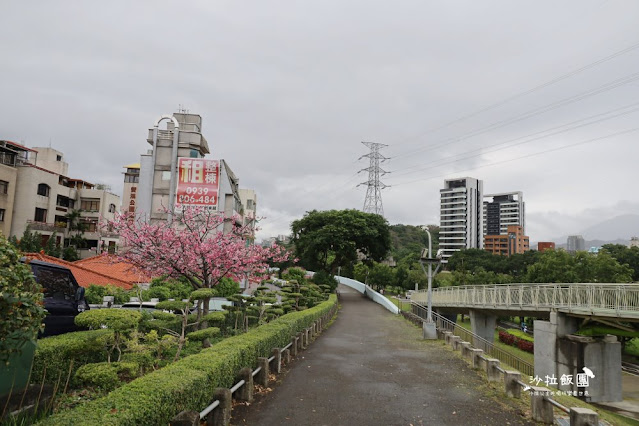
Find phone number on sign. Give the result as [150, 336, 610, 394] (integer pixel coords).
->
[183, 187, 211, 195]
[178, 194, 216, 204]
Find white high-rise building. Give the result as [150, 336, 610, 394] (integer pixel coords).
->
[483, 192, 525, 236]
[439, 177, 483, 263]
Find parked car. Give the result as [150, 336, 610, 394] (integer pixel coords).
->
[25, 259, 89, 337]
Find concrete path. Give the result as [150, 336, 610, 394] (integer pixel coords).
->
[232, 285, 533, 426]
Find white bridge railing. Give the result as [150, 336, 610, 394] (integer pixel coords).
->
[412, 283, 639, 319]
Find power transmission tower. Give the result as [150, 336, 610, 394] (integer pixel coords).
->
[358, 141, 389, 216]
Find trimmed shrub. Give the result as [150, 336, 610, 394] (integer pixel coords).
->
[498, 329, 534, 354]
[74, 362, 140, 391]
[37, 295, 337, 425]
[186, 327, 220, 342]
[32, 329, 111, 385]
[516, 340, 534, 353]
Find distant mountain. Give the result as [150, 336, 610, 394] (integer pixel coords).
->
[539, 214, 639, 249]
[580, 214, 639, 241]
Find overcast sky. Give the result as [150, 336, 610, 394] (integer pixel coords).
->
[2, 1, 639, 243]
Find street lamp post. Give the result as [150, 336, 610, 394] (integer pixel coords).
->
[419, 227, 441, 339]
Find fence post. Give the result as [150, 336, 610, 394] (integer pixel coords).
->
[256, 357, 269, 387]
[460, 342, 471, 358]
[271, 348, 282, 374]
[235, 367, 253, 403]
[291, 336, 299, 356]
[282, 348, 291, 365]
[503, 371, 521, 398]
[451, 336, 462, 350]
[208, 388, 231, 426]
[171, 411, 200, 426]
[469, 349, 484, 369]
[443, 331, 452, 345]
[305, 328, 310, 347]
[529, 387, 554, 424]
[485, 359, 501, 382]
[297, 332, 304, 350]
[570, 407, 599, 425]
[310, 323, 315, 339]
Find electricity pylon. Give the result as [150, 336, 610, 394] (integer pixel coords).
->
[358, 141, 389, 217]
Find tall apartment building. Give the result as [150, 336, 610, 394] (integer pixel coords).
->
[5, 145, 120, 257]
[484, 225, 529, 256]
[483, 192, 525, 236]
[566, 235, 585, 253]
[135, 112, 245, 234]
[439, 177, 483, 263]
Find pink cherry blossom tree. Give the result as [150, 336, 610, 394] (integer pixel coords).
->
[107, 207, 288, 325]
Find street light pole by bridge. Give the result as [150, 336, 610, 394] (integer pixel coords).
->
[419, 227, 441, 339]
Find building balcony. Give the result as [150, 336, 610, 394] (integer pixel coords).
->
[27, 220, 68, 233]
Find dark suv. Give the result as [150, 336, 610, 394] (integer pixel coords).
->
[26, 259, 90, 337]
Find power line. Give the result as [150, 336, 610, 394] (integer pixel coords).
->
[389, 70, 639, 162]
[391, 127, 639, 187]
[389, 101, 639, 179]
[388, 39, 639, 152]
[358, 141, 389, 216]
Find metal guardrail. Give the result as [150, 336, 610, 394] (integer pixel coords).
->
[411, 301, 534, 377]
[413, 283, 639, 319]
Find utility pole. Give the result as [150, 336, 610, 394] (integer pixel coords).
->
[358, 141, 389, 216]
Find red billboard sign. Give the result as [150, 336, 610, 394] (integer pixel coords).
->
[175, 158, 220, 209]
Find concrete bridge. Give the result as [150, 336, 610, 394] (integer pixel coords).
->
[412, 283, 639, 403]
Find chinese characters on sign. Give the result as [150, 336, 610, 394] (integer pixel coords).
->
[527, 367, 595, 397]
[175, 158, 220, 210]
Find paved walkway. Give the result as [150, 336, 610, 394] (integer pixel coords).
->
[233, 285, 534, 425]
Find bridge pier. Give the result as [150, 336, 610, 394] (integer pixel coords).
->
[469, 310, 497, 350]
[534, 312, 622, 402]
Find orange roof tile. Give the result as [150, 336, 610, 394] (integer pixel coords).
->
[23, 253, 134, 290]
[74, 255, 151, 285]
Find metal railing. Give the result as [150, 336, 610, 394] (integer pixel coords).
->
[413, 283, 639, 319]
[411, 301, 534, 377]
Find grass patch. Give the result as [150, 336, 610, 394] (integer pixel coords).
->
[384, 295, 410, 312]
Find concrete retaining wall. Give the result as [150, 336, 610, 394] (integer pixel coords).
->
[336, 276, 399, 315]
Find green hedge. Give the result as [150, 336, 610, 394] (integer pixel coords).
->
[32, 329, 111, 385]
[37, 295, 337, 425]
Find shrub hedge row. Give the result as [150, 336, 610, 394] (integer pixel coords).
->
[498, 329, 534, 354]
[38, 294, 337, 426]
[32, 329, 111, 385]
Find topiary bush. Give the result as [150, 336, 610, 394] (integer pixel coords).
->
[74, 361, 140, 392]
[75, 309, 142, 362]
[32, 329, 111, 385]
[186, 327, 220, 342]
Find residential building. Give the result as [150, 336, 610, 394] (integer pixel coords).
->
[9, 146, 120, 257]
[566, 235, 585, 253]
[629, 237, 639, 248]
[537, 242, 556, 252]
[439, 177, 483, 263]
[136, 112, 244, 232]
[0, 140, 33, 237]
[483, 192, 525, 236]
[122, 163, 140, 215]
[484, 225, 529, 256]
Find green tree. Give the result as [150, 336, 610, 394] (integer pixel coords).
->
[601, 244, 639, 281]
[11, 226, 43, 253]
[66, 209, 87, 249]
[367, 262, 394, 291]
[291, 209, 391, 274]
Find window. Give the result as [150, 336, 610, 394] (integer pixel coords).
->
[190, 149, 199, 158]
[56, 155, 62, 161]
[109, 204, 116, 213]
[247, 199, 254, 209]
[82, 221, 98, 232]
[0, 180, 8, 195]
[37, 183, 50, 197]
[34, 208, 47, 222]
[0, 209, 5, 221]
[80, 199, 100, 211]
[124, 174, 139, 183]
